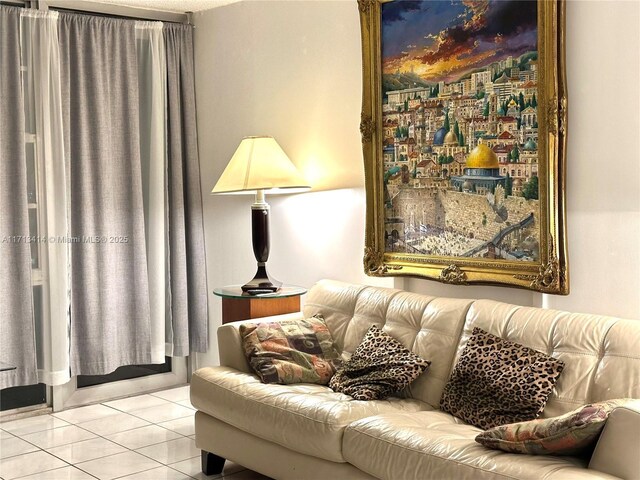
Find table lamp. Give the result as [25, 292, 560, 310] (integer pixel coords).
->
[211, 136, 310, 294]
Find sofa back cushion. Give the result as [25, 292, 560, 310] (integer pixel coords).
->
[304, 280, 473, 407]
[305, 280, 640, 415]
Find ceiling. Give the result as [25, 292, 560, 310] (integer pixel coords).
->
[82, 0, 242, 13]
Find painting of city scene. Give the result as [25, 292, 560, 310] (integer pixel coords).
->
[380, 0, 541, 262]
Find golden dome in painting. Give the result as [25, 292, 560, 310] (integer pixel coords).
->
[466, 143, 499, 169]
[444, 130, 458, 145]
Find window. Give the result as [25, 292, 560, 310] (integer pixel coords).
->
[0, 33, 48, 412]
[22, 25, 48, 403]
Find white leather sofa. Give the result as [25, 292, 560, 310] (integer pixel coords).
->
[191, 280, 640, 480]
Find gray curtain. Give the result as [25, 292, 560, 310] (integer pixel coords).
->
[58, 13, 151, 375]
[0, 6, 38, 388]
[164, 24, 208, 356]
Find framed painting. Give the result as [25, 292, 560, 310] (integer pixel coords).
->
[359, 0, 568, 294]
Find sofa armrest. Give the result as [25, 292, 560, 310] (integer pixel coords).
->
[217, 312, 306, 373]
[589, 401, 640, 479]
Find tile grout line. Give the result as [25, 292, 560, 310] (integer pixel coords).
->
[4, 419, 103, 480]
[1, 431, 79, 478]
[66, 391, 199, 479]
[2, 387, 206, 480]
[0, 434, 42, 459]
[0, 419, 72, 437]
[3, 452, 73, 480]
[37, 424, 196, 478]
[53, 414, 198, 478]
[66, 408, 194, 445]
[108, 456, 203, 480]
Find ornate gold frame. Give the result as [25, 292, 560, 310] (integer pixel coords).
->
[359, 0, 568, 294]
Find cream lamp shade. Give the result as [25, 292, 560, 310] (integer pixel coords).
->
[210, 136, 309, 294]
[211, 136, 310, 194]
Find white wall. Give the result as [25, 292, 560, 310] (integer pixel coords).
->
[193, 0, 639, 365]
[541, 0, 639, 318]
[193, 1, 392, 367]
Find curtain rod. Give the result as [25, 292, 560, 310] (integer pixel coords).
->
[36, 0, 193, 26]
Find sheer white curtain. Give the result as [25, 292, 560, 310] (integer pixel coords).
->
[20, 10, 70, 386]
[135, 21, 168, 364]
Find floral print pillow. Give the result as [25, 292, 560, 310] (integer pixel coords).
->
[240, 314, 341, 385]
[475, 398, 636, 455]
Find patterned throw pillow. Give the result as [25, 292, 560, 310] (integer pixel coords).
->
[329, 325, 430, 401]
[475, 399, 635, 455]
[440, 327, 564, 429]
[240, 314, 341, 385]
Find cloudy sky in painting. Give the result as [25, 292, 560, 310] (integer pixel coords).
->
[382, 0, 537, 83]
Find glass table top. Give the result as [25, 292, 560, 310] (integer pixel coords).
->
[213, 285, 307, 299]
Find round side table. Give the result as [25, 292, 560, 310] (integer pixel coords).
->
[213, 285, 307, 324]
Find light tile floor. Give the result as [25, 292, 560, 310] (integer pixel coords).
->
[0, 386, 271, 480]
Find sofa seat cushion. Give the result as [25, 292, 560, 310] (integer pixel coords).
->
[343, 411, 620, 480]
[191, 366, 431, 463]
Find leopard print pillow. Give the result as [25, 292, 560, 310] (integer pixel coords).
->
[440, 327, 564, 430]
[329, 325, 430, 401]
